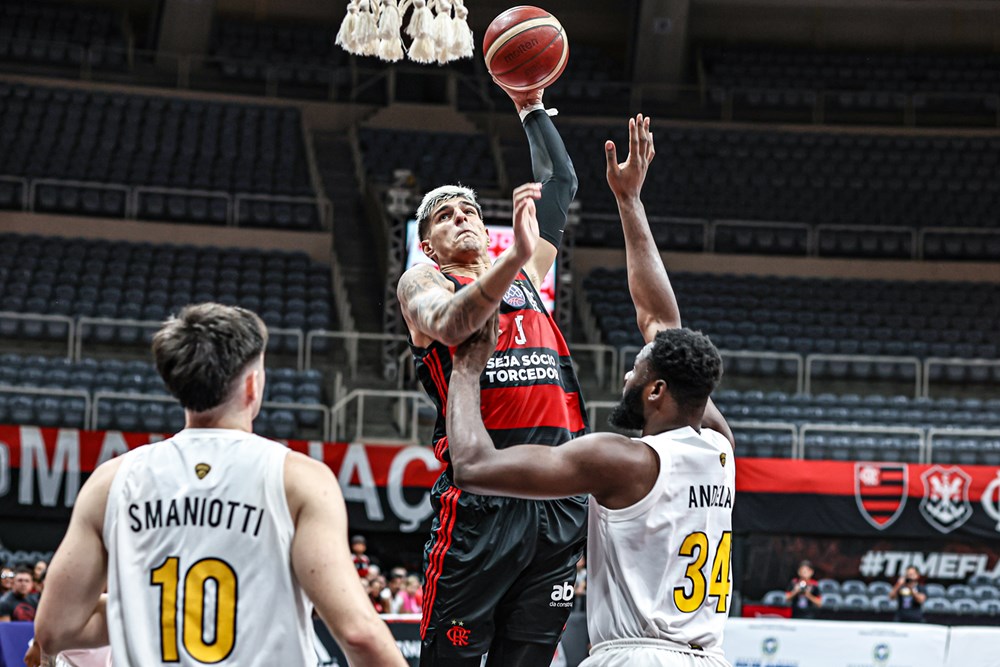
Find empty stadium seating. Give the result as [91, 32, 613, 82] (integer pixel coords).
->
[758, 575, 1000, 616]
[0, 351, 326, 439]
[564, 124, 1000, 259]
[358, 127, 497, 190]
[585, 270, 1000, 376]
[211, 18, 350, 90]
[703, 47, 1000, 97]
[0, 233, 333, 346]
[715, 389, 1000, 462]
[0, 82, 321, 229]
[0, 0, 127, 70]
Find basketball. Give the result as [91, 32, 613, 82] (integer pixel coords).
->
[483, 6, 569, 92]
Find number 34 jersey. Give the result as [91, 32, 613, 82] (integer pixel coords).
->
[104, 429, 315, 666]
[586, 427, 735, 658]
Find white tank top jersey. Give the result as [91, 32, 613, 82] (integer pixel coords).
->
[586, 426, 735, 658]
[104, 429, 316, 666]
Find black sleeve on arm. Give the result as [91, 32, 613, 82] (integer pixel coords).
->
[523, 109, 578, 249]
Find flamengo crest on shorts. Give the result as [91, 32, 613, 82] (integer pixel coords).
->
[919, 465, 973, 533]
[854, 462, 908, 530]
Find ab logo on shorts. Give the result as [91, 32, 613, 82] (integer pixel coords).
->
[550, 582, 575, 608]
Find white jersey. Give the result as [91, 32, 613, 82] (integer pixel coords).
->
[586, 426, 735, 659]
[104, 429, 315, 667]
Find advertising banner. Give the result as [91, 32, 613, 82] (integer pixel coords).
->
[2, 426, 998, 543]
[724, 618, 949, 667]
[736, 459, 1000, 540]
[741, 534, 1000, 599]
[0, 425, 444, 534]
[944, 627, 1000, 667]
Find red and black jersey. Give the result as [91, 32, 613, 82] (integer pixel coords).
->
[411, 270, 589, 463]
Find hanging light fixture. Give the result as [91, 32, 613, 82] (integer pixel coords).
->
[336, 0, 474, 64]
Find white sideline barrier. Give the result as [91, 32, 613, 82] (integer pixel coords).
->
[945, 627, 1000, 667]
[724, 618, 949, 667]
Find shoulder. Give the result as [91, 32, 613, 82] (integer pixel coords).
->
[283, 451, 341, 517]
[397, 264, 454, 299]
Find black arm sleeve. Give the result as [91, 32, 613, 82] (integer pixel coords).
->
[523, 109, 578, 249]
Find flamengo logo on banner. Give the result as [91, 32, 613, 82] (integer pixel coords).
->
[854, 463, 908, 530]
[919, 465, 973, 533]
[982, 472, 1000, 532]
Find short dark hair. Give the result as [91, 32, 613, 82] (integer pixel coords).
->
[647, 329, 723, 409]
[14, 565, 32, 577]
[152, 303, 268, 413]
[415, 185, 482, 242]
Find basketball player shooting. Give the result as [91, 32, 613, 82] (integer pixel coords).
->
[445, 115, 736, 667]
[34, 304, 406, 666]
[396, 86, 587, 664]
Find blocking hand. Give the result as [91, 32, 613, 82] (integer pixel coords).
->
[606, 113, 655, 201]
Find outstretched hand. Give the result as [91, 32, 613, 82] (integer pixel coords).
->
[606, 113, 655, 202]
[455, 311, 499, 372]
[511, 182, 542, 263]
[492, 77, 544, 113]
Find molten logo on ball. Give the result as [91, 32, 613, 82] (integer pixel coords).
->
[503, 38, 539, 64]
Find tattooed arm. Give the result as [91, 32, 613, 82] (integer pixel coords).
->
[398, 184, 540, 347]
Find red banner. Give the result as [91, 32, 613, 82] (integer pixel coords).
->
[2, 426, 999, 542]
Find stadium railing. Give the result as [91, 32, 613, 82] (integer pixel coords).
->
[329, 388, 435, 444]
[0, 312, 75, 358]
[2, 175, 333, 230]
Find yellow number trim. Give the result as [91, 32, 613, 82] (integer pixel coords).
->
[150, 556, 180, 662]
[184, 558, 238, 663]
[673, 531, 732, 614]
[150, 557, 238, 663]
[673, 532, 709, 613]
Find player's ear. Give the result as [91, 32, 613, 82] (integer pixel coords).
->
[420, 238, 437, 262]
[647, 379, 667, 401]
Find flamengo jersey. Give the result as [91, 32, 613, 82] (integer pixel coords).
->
[587, 427, 735, 657]
[104, 429, 315, 666]
[412, 270, 588, 461]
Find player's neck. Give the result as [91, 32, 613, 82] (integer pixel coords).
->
[439, 256, 492, 278]
[185, 410, 254, 433]
[643, 413, 704, 437]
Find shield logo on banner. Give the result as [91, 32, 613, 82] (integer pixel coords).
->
[920, 465, 973, 533]
[855, 463, 908, 530]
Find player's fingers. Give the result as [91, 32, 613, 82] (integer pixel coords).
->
[637, 114, 649, 161]
[605, 140, 618, 170]
[628, 116, 637, 159]
[648, 130, 656, 162]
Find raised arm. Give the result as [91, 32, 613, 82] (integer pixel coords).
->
[285, 454, 407, 666]
[34, 460, 119, 653]
[398, 183, 541, 347]
[605, 114, 679, 339]
[497, 85, 578, 289]
[607, 115, 734, 447]
[446, 318, 654, 509]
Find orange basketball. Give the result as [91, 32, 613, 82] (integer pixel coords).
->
[483, 6, 569, 92]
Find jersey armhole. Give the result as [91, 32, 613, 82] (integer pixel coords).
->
[102, 450, 134, 546]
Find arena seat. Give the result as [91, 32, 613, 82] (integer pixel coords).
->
[0, 233, 334, 342]
[358, 127, 497, 191]
[0, 83, 320, 229]
[0, 351, 325, 438]
[565, 124, 1000, 257]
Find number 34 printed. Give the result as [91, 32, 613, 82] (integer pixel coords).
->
[674, 531, 732, 614]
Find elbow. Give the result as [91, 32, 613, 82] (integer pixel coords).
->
[451, 456, 485, 492]
[550, 162, 579, 202]
[34, 622, 68, 655]
[338, 620, 384, 656]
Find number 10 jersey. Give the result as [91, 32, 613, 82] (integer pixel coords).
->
[103, 429, 315, 666]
